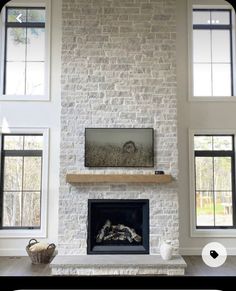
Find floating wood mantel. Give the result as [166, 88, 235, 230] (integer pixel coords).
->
[66, 174, 173, 184]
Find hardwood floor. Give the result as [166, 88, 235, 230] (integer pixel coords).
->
[0, 256, 51, 276]
[184, 256, 236, 276]
[0, 256, 236, 276]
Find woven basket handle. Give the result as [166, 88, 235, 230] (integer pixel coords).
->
[47, 243, 56, 250]
[28, 238, 38, 247]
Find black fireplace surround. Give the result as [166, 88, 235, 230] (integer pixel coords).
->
[87, 199, 149, 254]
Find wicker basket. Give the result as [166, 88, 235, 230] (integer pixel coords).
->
[26, 238, 56, 264]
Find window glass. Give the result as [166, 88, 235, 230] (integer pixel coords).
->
[213, 136, 232, 150]
[3, 157, 23, 191]
[193, 11, 211, 25]
[195, 157, 214, 190]
[4, 135, 24, 150]
[214, 157, 232, 191]
[22, 192, 40, 226]
[6, 28, 26, 61]
[27, 28, 45, 61]
[194, 136, 212, 150]
[5, 62, 25, 95]
[196, 191, 215, 226]
[28, 9, 45, 22]
[26, 62, 44, 95]
[215, 192, 233, 226]
[212, 30, 231, 63]
[193, 64, 212, 96]
[7, 8, 27, 22]
[24, 135, 43, 150]
[23, 157, 42, 191]
[193, 30, 211, 62]
[212, 64, 231, 96]
[211, 11, 230, 25]
[3, 192, 21, 227]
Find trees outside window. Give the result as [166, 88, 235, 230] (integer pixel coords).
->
[0, 134, 43, 229]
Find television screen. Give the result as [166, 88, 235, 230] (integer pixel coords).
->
[85, 128, 154, 167]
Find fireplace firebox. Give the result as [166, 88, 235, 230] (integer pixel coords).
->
[87, 199, 149, 254]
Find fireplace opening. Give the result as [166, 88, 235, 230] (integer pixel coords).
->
[87, 199, 149, 254]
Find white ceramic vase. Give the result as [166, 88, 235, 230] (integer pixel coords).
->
[159, 239, 173, 261]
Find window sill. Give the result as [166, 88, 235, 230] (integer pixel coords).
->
[0, 94, 50, 102]
[191, 228, 236, 238]
[189, 96, 236, 102]
[0, 229, 47, 238]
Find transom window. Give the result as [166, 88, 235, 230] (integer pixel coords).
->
[0, 134, 43, 229]
[3, 7, 45, 95]
[193, 9, 233, 97]
[194, 135, 235, 228]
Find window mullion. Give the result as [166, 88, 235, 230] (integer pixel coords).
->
[21, 156, 24, 227]
[229, 11, 234, 96]
[3, 12, 8, 95]
[210, 22, 213, 96]
[6, 23, 45, 28]
[231, 140, 236, 227]
[0, 140, 5, 228]
[24, 14, 27, 95]
[212, 156, 216, 226]
[3, 150, 43, 157]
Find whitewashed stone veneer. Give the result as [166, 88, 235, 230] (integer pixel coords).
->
[59, 0, 179, 257]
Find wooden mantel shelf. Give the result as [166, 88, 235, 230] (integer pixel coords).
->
[66, 173, 173, 184]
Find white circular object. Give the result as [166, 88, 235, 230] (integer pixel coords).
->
[202, 242, 227, 268]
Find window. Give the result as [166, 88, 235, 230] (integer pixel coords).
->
[194, 134, 235, 229]
[193, 9, 233, 97]
[0, 1, 51, 100]
[0, 134, 43, 229]
[4, 7, 45, 95]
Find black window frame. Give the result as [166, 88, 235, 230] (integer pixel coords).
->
[193, 8, 234, 96]
[3, 6, 46, 95]
[0, 133, 43, 230]
[194, 134, 236, 229]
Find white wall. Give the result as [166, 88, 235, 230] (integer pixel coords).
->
[177, 0, 236, 255]
[0, 0, 61, 255]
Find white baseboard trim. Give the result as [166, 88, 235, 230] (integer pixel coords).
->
[180, 247, 236, 256]
[0, 249, 27, 256]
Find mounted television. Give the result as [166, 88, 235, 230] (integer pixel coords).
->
[85, 128, 154, 167]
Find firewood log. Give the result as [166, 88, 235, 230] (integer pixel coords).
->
[112, 224, 141, 242]
[96, 220, 111, 242]
[96, 220, 142, 243]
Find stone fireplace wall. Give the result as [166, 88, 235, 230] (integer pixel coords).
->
[59, 0, 178, 255]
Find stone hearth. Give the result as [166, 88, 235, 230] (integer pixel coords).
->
[51, 255, 186, 276]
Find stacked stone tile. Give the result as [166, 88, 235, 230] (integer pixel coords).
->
[59, 0, 178, 256]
